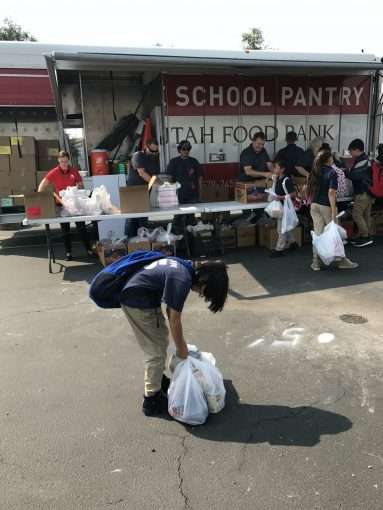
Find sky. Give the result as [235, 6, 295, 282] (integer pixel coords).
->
[2, 0, 383, 56]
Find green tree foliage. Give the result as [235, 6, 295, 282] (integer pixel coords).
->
[0, 18, 37, 41]
[241, 27, 265, 50]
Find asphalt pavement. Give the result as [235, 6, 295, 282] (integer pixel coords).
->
[0, 232, 382, 509]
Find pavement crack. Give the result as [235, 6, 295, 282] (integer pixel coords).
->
[177, 435, 192, 510]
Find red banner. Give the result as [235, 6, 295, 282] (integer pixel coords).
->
[165, 75, 371, 116]
[0, 68, 54, 107]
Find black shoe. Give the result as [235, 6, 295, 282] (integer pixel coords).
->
[66, 253, 72, 261]
[288, 242, 299, 251]
[270, 250, 285, 258]
[142, 391, 168, 416]
[161, 374, 171, 394]
[353, 237, 373, 247]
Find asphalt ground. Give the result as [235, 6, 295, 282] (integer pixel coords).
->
[0, 231, 382, 509]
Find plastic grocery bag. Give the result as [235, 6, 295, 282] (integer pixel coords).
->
[168, 358, 209, 425]
[311, 221, 345, 265]
[158, 182, 180, 209]
[265, 200, 283, 219]
[281, 195, 299, 233]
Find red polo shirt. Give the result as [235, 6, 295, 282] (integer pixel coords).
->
[45, 165, 83, 194]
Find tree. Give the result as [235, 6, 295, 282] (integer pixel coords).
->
[0, 18, 37, 41]
[241, 27, 265, 50]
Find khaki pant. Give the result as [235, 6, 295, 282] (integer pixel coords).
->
[310, 203, 334, 265]
[275, 217, 296, 251]
[352, 193, 374, 238]
[122, 305, 169, 397]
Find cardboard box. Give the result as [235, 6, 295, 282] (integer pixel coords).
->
[0, 187, 12, 199]
[10, 136, 36, 158]
[0, 170, 11, 189]
[371, 213, 383, 236]
[217, 224, 236, 249]
[151, 241, 176, 256]
[24, 192, 57, 219]
[200, 181, 231, 202]
[235, 182, 268, 204]
[11, 172, 36, 193]
[96, 241, 127, 266]
[127, 240, 151, 253]
[37, 140, 60, 171]
[236, 224, 257, 247]
[10, 154, 37, 174]
[0, 155, 10, 176]
[258, 223, 302, 250]
[0, 136, 11, 156]
[119, 185, 150, 213]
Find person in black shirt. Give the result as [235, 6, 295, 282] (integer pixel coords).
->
[275, 131, 305, 177]
[125, 138, 160, 237]
[167, 140, 203, 204]
[346, 138, 374, 247]
[126, 138, 160, 185]
[296, 136, 324, 178]
[239, 131, 273, 182]
[270, 160, 298, 258]
[120, 258, 229, 416]
[307, 149, 358, 271]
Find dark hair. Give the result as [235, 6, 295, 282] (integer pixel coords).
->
[319, 142, 331, 152]
[251, 131, 265, 142]
[273, 159, 285, 169]
[177, 140, 192, 152]
[58, 150, 70, 159]
[307, 149, 333, 199]
[193, 260, 229, 313]
[146, 138, 159, 147]
[376, 143, 383, 164]
[348, 138, 364, 152]
[286, 131, 298, 143]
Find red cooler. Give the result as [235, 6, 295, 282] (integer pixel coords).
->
[90, 149, 109, 175]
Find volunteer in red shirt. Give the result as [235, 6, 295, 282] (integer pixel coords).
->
[38, 150, 92, 261]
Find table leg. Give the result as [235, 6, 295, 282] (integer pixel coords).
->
[181, 215, 191, 258]
[45, 224, 54, 273]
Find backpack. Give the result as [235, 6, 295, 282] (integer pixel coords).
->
[89, 250, 165, 309]
[369, 160, 383, 198]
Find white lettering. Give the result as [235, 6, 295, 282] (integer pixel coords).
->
[175, 86, 189, 107]
[281, 86, 294, 106]
[209, 86, 223, 106]
[243, 86, 257, 106]
[325, 87, 337, 106]
[309, 88, 322, 106]
[192, 86, 205, 107]
[227, 86, 240, 106]
[260, 86, 272, 106]
[353, 87, 363, 106]
[293, 87, 306, 106]
[341, 87, 352, 106]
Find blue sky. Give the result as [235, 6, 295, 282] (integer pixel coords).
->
[2, 0, 383, 57]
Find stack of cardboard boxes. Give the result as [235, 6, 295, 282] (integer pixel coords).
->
[0, 136, 59, 205]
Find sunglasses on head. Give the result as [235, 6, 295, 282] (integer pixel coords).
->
[148, 147, 159, 154]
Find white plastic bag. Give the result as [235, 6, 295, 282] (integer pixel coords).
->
[281, 179, 299, 234]
[281, 195, 299, 233]
[191, 357, 226, 414]
[168, 358, 209, 425]
[158, 182, 180, 209]
[312, 221, 345, 265]
[265, 200, 283, 219]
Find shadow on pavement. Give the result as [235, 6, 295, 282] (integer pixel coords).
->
[188, 381, 352, 447]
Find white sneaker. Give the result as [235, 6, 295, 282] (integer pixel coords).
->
[310, 262, 321, 271]
[338, 258, 359, 269]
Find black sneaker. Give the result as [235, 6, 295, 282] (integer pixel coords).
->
[161, 374, 171, 394]
[270, 250, 285, 258]
[288, 242, 299, 251]
[353, 237, 374, 247]
[142, 392, 168, 416]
